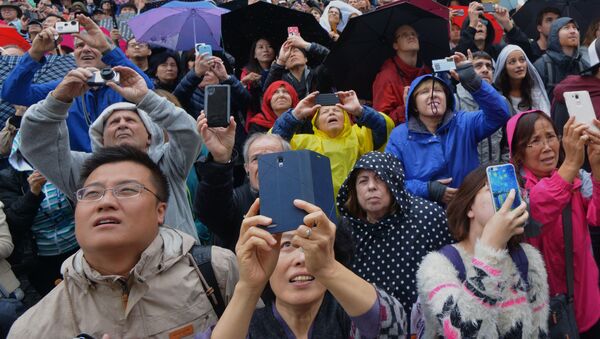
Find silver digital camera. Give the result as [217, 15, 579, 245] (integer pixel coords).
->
[87, 68, 120, 87]
[432, 57, 457, 73]
[55, 20, 80, 34]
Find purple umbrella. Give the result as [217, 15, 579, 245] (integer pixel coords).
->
[129, 1, 228, 51]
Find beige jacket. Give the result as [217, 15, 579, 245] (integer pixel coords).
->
[0, 202, 19, 295]
[8, 227, 238, 338]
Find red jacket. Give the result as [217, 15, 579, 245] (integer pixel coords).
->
[372, 55, 430, 125]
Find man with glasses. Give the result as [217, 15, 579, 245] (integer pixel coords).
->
[8, 146, 238, 338]
[455, 50, 511, 165]
[372, 24, 430, 125]
[125, 37, 152, 77]
[18, 64, 202, 242]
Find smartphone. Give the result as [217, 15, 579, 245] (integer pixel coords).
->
[431, 57, 456, 72]
[482, 3, 496, 13]
[287, 26, 300, 37]
[56, 20, 80, 34]
[25, 10, 38, 21]
[204, 85, 230, 128]
[258, 150, 335, 234]
[315, 93, 339, 106]
[486, 164, 522, 211]
[564, 91, 599, 132]
[195, 43, 212, 57]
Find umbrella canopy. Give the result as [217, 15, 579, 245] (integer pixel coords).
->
[450, 5, 503, 45]
[0, 25, 30, 52]
[512, 0, 600, 40]
[325, 0, 449, 100]
[221, 1, 331, 70]
[130, 1, 228, 51]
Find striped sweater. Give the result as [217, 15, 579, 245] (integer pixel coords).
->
[416, 241, 549, 338]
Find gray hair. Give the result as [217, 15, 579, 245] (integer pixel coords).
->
[242, 133, 291, 164]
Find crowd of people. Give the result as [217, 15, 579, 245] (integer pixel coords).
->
[0, 0, 600, 338]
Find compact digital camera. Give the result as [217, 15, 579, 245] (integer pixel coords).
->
[87, 68, 120, 87]
[55, 20, 80, 34]
[431, 57, 457, 73]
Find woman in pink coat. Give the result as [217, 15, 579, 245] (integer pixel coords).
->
[507, 110, 600, 337]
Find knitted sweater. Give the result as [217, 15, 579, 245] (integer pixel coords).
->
[416, 241, 549, 338]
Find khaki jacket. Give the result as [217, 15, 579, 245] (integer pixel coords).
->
[8, 227, 238, 338]
[0, 202, 19, 295]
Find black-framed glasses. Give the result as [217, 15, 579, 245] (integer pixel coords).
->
[76, 182, 161, 202]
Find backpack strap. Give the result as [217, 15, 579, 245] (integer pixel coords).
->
[543, 54, 555, 89]
[190, 245, 226, 318]
[439, 244, 466, 282]
[508, 244, 529, 287]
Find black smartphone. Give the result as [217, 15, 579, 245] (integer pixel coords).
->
[482, 3, 495, 13]
[315, 93, 339, 106]
[205, 85, 231, 128]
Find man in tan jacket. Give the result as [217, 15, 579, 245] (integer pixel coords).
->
[8, 146, 239, 338]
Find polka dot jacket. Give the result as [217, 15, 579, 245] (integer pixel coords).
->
[337, 151, 454, 314]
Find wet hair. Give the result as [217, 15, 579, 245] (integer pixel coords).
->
[79, 145, 170, 203]
[245, 38, 275, 74]
[510, 112, 563, 185]
[343, 169, 397, 222]
[446, 166, 522, 248]
[536, 7, 561, 26]
[242, 133, 291, 164]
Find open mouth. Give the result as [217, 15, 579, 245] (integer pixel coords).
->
[94, 217, 121, 227]
[289, 275, 315, 283]
[81, 55, 96, 61]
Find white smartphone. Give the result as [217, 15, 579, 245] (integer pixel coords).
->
[564, 90, 599, 132]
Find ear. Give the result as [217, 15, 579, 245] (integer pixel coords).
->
[156, 202, 167, 225]
[244, 162, 249, 175]
[467, 207, 475, 219]
[537, 25, 543, 34]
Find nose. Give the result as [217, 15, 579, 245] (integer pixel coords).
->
[95, 189, 119, 211]
[292, 247, 306, 266]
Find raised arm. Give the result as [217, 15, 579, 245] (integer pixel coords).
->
[271, 91, 320, 140]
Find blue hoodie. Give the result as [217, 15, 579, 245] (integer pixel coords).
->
[385, 71, 510, 200]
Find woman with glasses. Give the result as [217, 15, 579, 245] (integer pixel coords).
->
[493, 45, 550, 115]
[507, 111, 600, 336]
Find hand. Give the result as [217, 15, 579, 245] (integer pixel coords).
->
[329, 31, 340, 41]
[72, 15, 112, 54]
[106, 66, 149, 104]
[292, 91, 321, 120]
[235, 199, 281, 291]
[196, 112, 236, 164]
[29, 27, 60, 61]
[468, 1, 483, 28]
[480, 190, 528, 250]
[586, 120, 600, 177]
[52, 67, 92, 102]
[437, 178, 457, 205]
[290, 199, 337, 280]
[194, 53, 213, 77]
[336, 90, 363, 117]
[286, 35, 310, 50]
[110, 28, 121, 41]
[13, 105, 26, 117]
[27, 171, 47, 196]
[240, 72, 261, 86]
[403, 85, 410, 105]
[211, 57, 229, 82]
[20, 16, 29, 31]
[561, 117, 588, 170]
[449, 50, 473, 81]
[492, 5, 513, 31]
[276, 41, 292, 66]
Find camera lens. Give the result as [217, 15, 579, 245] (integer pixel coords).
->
[100, 68, 115, 81]
[71, 20, 76, 25]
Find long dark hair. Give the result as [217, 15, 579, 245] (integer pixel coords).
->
[245, 38, 275, 74]
[497, 61, 535, 111]
[446, 166, 522, 249]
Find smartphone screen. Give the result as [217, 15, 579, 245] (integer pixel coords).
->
[205, 85, 230, 128]
[482, 3, 495, 12]
[486, 164, 522, 211]
[564, 91, 599, 132]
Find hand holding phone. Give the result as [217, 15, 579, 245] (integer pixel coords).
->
[287, 26, 300, 37]
[564, 91, 599, 132]
[480, 188, 528, 250]
[205, 85, 231, 128]
[486, 164, 522, 211]
[195, 43, 212, 57]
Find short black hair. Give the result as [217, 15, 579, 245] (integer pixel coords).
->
[536, 7, 561, 26]
[471, 50, 492, 62]
[79, 146, 170, 203]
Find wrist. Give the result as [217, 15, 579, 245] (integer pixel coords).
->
[235, 281, 265, 300]
[213, 153, 233, 164]
[100, 44, 114, 55]
[50, 89, 73, 103]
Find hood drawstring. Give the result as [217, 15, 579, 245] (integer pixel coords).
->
[63, 275, 82, 336]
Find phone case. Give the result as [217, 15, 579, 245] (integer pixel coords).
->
[315, 93, 339, 106]
[195, 43, 212, 56]
[486, 164, 522, 211]
[564, 91, 599, 132]
[288, 26, 300, 37]
[205, 85, 230, 128]
[258, 150, 336, 234]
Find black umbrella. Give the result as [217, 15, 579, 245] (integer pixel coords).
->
[221, 1, 331, 70]
[324, 0, 450, 100]
[512, 0, 600, 40]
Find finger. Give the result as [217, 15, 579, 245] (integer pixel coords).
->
[449, 70, 459, 81]
[437, 178, 452, 184]
[240, 227, 278, 251]
[227, 116, 236, 130]
[499, 189, 516, 213]
[564, 116, 576, 137]
[239, 215, 274, 245]
[293, 199, 321, 214]
[467, 49, 473, 61]
[296, 224, 314, 239]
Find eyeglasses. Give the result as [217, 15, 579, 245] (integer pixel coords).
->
[127, 42, 148, 49]
[76, 182, 161, 202]
[527, 135, 560, 149]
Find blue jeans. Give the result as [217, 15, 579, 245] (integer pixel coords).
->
[0, 297, 24, 337]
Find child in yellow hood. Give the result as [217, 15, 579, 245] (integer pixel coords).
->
[271, 90, 394, 198]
